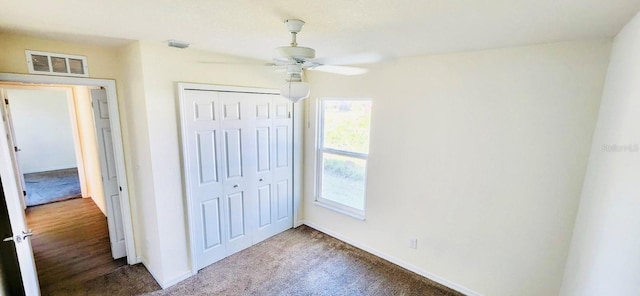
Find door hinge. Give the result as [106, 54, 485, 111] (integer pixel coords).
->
[4, 99, 8, 105]
[288, 111, 291, 118]
[23, 190, 26, 196]
[119, 186, 123, 192]
[14, 146, 20, 152]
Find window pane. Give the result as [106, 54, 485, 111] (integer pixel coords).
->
[322, 100, 371, 154]
[321, 153, 366, 210]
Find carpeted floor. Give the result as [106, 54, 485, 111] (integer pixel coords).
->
[49, 226, 462, 296]
[24, 168, 81, 206]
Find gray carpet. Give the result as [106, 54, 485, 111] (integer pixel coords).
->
[49, 226, 462, 296]
[24, 168, 81, 207]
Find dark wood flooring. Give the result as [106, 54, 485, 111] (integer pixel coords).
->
[25, 198, 126, 294]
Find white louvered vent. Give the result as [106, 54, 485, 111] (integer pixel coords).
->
[25, 50, 89, 77]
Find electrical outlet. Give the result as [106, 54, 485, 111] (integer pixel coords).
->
[409, 238, 418, 249]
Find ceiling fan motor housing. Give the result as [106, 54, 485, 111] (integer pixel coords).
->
[274, 46, 316, 63]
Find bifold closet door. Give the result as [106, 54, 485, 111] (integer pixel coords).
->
[183, 88, 293, 271]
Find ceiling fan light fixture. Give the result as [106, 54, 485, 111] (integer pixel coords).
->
[280, 80, 310, 103]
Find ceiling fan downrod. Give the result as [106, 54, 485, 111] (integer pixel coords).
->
[284, 19, 305, 47]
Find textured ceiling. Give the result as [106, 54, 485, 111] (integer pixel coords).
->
[1, 0, 639, 61]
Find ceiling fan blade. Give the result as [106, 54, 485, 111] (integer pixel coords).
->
[198, 60, 276, 66]
[307, 65, 368, 76]
[309, 52, 387, 66]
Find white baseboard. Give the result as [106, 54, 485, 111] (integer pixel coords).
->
[302, 222, 482, 296]
[139, 256, 162, 287]
[161, 271, 192, 289]
[294, 219, 305, 227]
[128, 255, 142, 265]
[139, 256, 192, 289]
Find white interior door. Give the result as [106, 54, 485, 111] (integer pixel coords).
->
[0, 90, 40, 296]
[1, 90, 27, 210]
[182, 88, 293, 271]
[90, 89, 126, 259]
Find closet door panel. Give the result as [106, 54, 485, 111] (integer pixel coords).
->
[182, 90, 227, 270]
[219, 92, 254, 254]
[252, 95, 276, 242]
[271, 98, 294, 233]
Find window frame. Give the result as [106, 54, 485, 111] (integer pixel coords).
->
[315, 97, 372, 219]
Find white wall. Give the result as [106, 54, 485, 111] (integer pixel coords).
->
[560, 12, 640, 296]
[6, 88, 77, 174]
[304, 40, 612, 296]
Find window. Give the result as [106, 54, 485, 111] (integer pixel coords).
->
[316, 99, 372, 217]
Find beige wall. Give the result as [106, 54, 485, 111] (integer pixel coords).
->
[0, 32, 121, 80]
[304, 40, 611, 296]
[560, 12, 640, 296]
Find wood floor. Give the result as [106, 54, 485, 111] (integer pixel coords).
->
[25, 198, 126, 294]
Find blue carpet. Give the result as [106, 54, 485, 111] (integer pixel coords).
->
[24, 168, 81, 207]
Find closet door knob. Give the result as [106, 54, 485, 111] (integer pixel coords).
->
[259, 178, 263, 182]
[233, 184, 239, 188]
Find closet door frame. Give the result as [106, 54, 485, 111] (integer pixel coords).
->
[177, 83, 303, 275]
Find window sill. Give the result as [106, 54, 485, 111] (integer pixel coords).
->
[313, 201, 366, 221]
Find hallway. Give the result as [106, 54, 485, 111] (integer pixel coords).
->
[25, 198, 125, 294]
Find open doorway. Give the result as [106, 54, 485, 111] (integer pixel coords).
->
[0, 75, 135, 294]
[5, 87, 82, 207]
[1, 85, 123, 292]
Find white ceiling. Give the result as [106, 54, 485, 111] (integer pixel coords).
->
[1, 0, 639, 61]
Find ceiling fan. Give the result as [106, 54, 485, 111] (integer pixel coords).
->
[274, 19, 385, 103]
[202, 19, 386, 103]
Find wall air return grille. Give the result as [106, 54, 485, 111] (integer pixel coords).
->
[25, 50, 89, 77]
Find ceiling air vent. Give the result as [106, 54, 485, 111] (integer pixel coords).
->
[25, 50, 89, 77]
